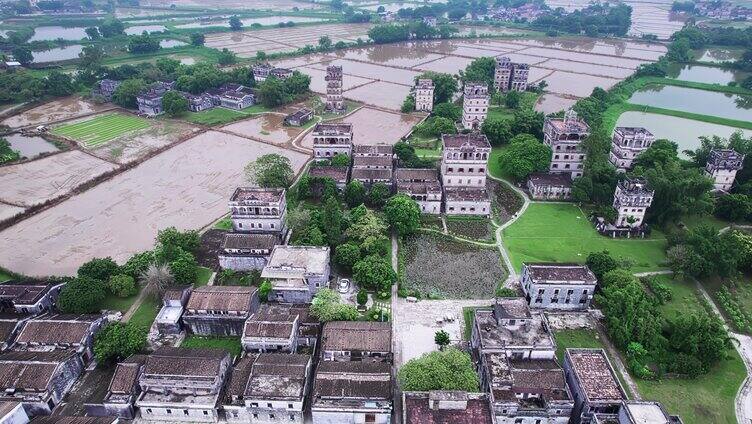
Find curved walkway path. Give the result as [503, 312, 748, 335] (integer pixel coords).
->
[486, 171, 531, 283]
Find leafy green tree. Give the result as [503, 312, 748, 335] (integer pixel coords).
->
[397, 348, 479, 391]
[112, 78, 146, 109]
[715, 194, 751, 222]
[229, 15, 243, 31]
[318, 35, 333, 51]
[128, 33, 160, 53]
[98, 18, 125, 37]
[497, 134, 552, 180]
[401, 95, 415, 113]
[361, 235, 389, 257]
[504, 90, 522, 108]
[296, 225, 327, 246]
[94, 322, 147, 364]
[384, 194, 421, 236]
[78, 45, 105, 72]
[161, 91, 188, 117]
[353, 254, 396, 292]
[586, 250, 619, 281]
[346, 209, 388, 242]
[169, 251, 198, 284]
[155, 227, 200, 260]
[78, 257, 120, 282]
[666, 37, 692, 62]
[258, 77, 287, 107]
[45, 71, 75, 97]
[310, 288, 359, 322]
[190, 32, 205, 46]
[259, 279, 272, 301]
[461, 57, 495, 87]
[510, 109, 545, 139]
[12, 47, 32, 66]
[0, 138, 20, 164]
[245, 153, 294, 188]
[432, 102, 462, 121]
[357, 288, 368, 306]
[256, 51, 267, 61]
[85, 26, 100, 39]
[434, 330, 450, 350]
[342, 181, 365, 208]
[322, 196, 344, 245]
[58, 277, 107, 314]
[335, 243, 361, 271]
[667, 312, 730, 376]
[368, 23, 411, 44]
[108, 274, 137, 297]
[217, 48, 237, 65]
[482, 118, 512, 146]
[368, 182, 391, 208]
[418, 72, 457, 104]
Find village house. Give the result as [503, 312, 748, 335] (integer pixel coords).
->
[219, 88, 254, 110]
[520, 263, 597, 311]
[321, 321, 391, 362]
[403, 391, 494, 424]
[0, 401, 29, 424]
[183, 92, 214, 112]
[218, 233, 277, 272]
[136, 90, 165, 116]
[544, 110, 590, 180]
[325, 65, 346, 114]
[252, 64, 273, 82]
[596, 400, 683, 424]
[270, 67, 294, 80]
[308, 165, 349, 190]
[471, 298, 556, 360]
[311, 361, 393, 424]
[0, 280, 65, 315]
[596, 177, 654, 238]
[423, 16, 438, 27]
[705, 148, 745, 192]
[0, 350, 84, 417]
[444, 187, 491, 216]
[414, 78, 434, 112]
[92, 79, 120, 100]
[29, 417, 118, 424]
[182, 286, 260, 336]
[241, 303, 301, 353]
[223, 353, 312, 423]
[494, 56, 529, 92]
[284, 108, 314, 126]
[87, 354, 147, 419]
[11, 313, 106, 364]
[353, 145, 393, 157]
[478, 352, 574, 424]
[609, 127, 655, 172]
[351, 152, 394, 187]
[395, 168, 442, 214]
[563, 349, 627, 424]
[228, 187, 287, 236]
[0, 315, 29, 351]
[136, 347, 232, 423]
[312, 123, 353, 159]
[441, 133, 491, 215]
[527, 172, 573, 200]
[461, 82, 490, 130]
[261, 245, 330, 303]
[154, 287, 191, 335]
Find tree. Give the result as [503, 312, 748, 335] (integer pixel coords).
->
[497, 134, 552, 180]
[353, 254, 396, 293]
[397, 348, 479, 391]
[229, 15, 243, 31]
[715, 194, 751, 222]
[45, 71, 75, 97]
[93, 322, 147, 364]
[504, 90, 522, 109]
[112, 78, 146, 109]
[310, 288, 359, 322]
[169, 251, 198, 284]
[85, 26, 100, 39]
[217, 48, 237, 65]
[139, 263, 174, 299]
[245, 154, 294, 188]
[155, 226, 199, 261]
[318, 35, 333, 51]
[586, 250, 619, 281]
[128, 33, 160, 53]
[357, 289, 368, 306]
[259, 279, 272, 301]
[121, 251, 154, 280]
[78, 257, 120, 282]
[346, 209, 388, 242]
[58, 277, 107, 314]
[161, 91, 188, 117]
[368, 24, 411, 44]
[432, 102, 461, 121]
[258, 76, 287, 107]
[434, 330, 450, 350]
[384, 194, 421, 236]
[418, 72, 457, 104]
[98, 18, 125, 37]
[401, 95, 415, 113]
[256, 51, 267, 61]
[108, 274, 137, 297]
[368, 182, 391, 208]
[12, 47, 32, 66]
[461, 57, 495, 87]
[482, 118, 512, 146]
[335, 243, 361, 271]
[190, 32, 205, 46]
[322, 196, 344, 245]
[78, 45, 105, 72]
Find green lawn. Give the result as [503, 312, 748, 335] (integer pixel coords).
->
[646, 274, 705, 320]
[128, 295, 160, 330]
[181, 335, 242, 357]
[487, 106, 515, 121]
[194, 266, 213, 287]
[184, 105, 271, 126]
[636, 350, 745, 424]
[553, 328, 605, 364]
[100, 287, 142, 313]
[488, 145, 512, 180]
[52, 113, 151, 147]
[502, 203, 668, 273]
[679, 213, 733, 232]
[214, 217, 232, 230]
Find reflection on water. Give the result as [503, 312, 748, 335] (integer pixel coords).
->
[29, 26, 87, 42]
[160, 39, 187, 48]
[629, 85, 752, 122]
[4, 133, 59, 158]
[125, 25, 167, 35]
[695, 48, 743, 63]
[667, 63, 748, 85]
[175, 15, 324, 29]
[616, 111, 752, 158]
[32, 45, 83, 63]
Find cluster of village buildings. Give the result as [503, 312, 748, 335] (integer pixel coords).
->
[693, 0, 751, 20]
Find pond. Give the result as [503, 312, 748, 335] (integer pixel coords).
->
[695, 48, 743, 63]
[615, 111, 752, 158]
[4, 133, 59, 158]
[174, 15, 325, 29]
[628, 85, 752, 122]
[29, 26, 87, 42]
[125, 25, 167, 35]
[667, 63, 749, 85]
[32, 45, 83, 63]
[160, 39, 187, 48]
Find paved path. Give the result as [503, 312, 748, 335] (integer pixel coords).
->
[693, 279, 752, 424]
[122, 285, 151, 322]
[486, 171, 531, 284]
[633, 270, 674, 277]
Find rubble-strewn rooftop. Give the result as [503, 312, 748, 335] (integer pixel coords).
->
[442, 133, 491, 149]
[222, 233, 277, 251]
[404, 391, 494, 424]
[524, 263, 597, 285]
[566, 349, 626, 403]
[230, 187, 284, 203]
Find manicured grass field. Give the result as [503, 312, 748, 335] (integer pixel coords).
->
[52, 113, 151, 147]
[182, 335, 242, 357]
[185, 105, 270, 126]
[213, 217, 232, 230]
[502, 203, 668, 273]
[100, 286, 142, 313]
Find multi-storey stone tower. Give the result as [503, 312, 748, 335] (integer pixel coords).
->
[510, 63, 529, 92]
[705, 149, 745, 192]
[609, 127, 655, 172]
[414, 78, 434, 112]
[440, 133, 492, 216]
[543, 110, 590, 180]
[325, 65, 345, 114]
[494, 56, 529, 92]
[613, 178, 654, 228]
[461, 82, 489, 131]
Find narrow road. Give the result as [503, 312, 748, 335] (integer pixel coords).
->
[121, 285, 151, 322]
[486, 171, 531, 283]
[693, 279, 752, 424]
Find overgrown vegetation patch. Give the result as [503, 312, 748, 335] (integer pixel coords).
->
[402, 233, 505, 299]
[489, 179, 524, 225]
[445, 217, 494, 241]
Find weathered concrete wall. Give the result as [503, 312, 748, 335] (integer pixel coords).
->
[218, 255, 267, 272]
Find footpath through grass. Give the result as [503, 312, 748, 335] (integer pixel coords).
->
[52, 113, 151, 147]
[502, 203, 667, 273]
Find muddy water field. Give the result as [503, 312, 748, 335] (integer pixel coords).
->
[0, 131, 308, 276]
[3, 98, 115, 129]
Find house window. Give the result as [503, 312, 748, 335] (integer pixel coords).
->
[288, 403, 293, 409]
[253, 414, 259, 419]
[147, 409, 152, 414]
[290, 415, 295, 421]
[167, 409, 172, 414]
[184, 410, 189, 415]
[269, 413, 275, 419]
[203, 411, 208, 416]
[267, 403, 273, 408]
[238, 223, 243, 228]
[365, 414, 376, 423]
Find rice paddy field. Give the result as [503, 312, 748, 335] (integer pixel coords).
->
[52, 113, 151, 147]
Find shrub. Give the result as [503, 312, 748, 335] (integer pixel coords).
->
[335, 243, 361, 271]
[78, 257, 119, 282]
[259, 280, 272, 301]
[108, 274, 137, 298]
[357, 288, 368, 306]
[353, 255, 397, 293]
[58, 277, 107, 314]
[645, 277, 672, 304]
[495, 287, 519, 297]
[94, 322, 147, 364]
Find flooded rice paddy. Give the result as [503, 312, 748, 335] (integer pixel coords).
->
[667, 63, 749, 85]
[175, 15, 327, 29]
[695, 48, 743, 63]
[0, 203, 24, 223]
[628, 85, 752, 122]
[221, 113, 302, 146]
[0, 131, 308, 276]
[616, 111, 752, 157]
[29, 26, 87, 41]
[124, 25, 167, 35]
[3, 98, 113, 128]
[32, 45, 83, 63]
[159, 39, 187, 48]
[4, 133, 59, 158]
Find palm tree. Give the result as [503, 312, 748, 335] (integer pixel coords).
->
[139, 263, 174, 299]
